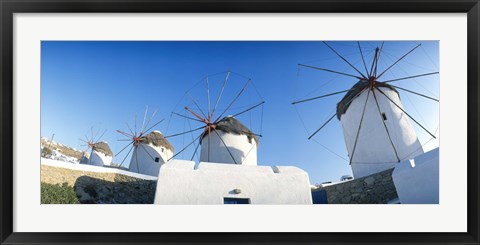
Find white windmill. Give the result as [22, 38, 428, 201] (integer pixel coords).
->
[79, 127, 112, 166]
[293, 41, 439, 179]
[165, 71, 264, 165]
[116, 106, 173, 176]
[199, 116, 259, 165]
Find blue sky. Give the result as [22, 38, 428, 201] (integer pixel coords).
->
[41, 41, 439, 184]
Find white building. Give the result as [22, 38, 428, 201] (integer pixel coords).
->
[337, 80, 424, 178]
[129, 130, 174, 177]
[155, 116, 312, 204]
[200, 116, 258, 165]
[392, 148, 439, 204]
[88, 141, 113, 166]
[155, 160, 312, 204]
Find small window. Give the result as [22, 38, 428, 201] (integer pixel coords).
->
[161, 148, 164, 152]
[224, 197, 250, 204]
[154, 157, 160, 163]
[382, 113, 387, 121]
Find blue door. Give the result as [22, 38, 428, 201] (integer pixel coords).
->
[312, 190, 328, 204]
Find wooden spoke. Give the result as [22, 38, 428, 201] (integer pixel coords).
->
[308, 113, 336, 140]
[231, 101, 265, 118]
[387, 84, 439, 102]
[94, 129, 107, 143]
[381, 72, 439, 84]
[323, 41, 367, 79]
[125, 123, 135, 137]
[214, 78, 252, 123]
[377, 43, 421, 79]
[190, 139, 201, 161]
[164, 125, 205, 138]
[142, 118, 165, 135]
[184, 107, 208, 123]
[372, 89, 400, 162]
[116, 130, 132, 138]
[358, 41, 370, 77]
[134, 113, 137, 136]
[375, 87, 436, 139]
[139, 144, 156, 162]
[308, 87, 367, 140]
[298, 64, 363, 80]
[134, 147, 140, 173]
[141, 105, 149, 134]
[168, 134, 203, 161]
[206, 76, 211, 119]
[349, 89, 371, 165]
[292, 90, 350, 105]
[171, 112, 204, 123]
[115, 141, 134, 157]
[211, 71, 230, 119]
[213, 128, 238, 164]
[187, 93, 208, 120]
[374, 42, 384, 77]
[143, 107, 159, 135]
[118, 145, 134, 168]
[369, 47, 379, 78]
[207, 127, 211, 162]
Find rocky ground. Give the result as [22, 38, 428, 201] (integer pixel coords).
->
[41, 165, 157, 204]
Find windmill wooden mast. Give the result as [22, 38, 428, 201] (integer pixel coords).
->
[293, 41, 439, 178]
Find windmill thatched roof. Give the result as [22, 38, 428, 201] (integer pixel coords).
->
[92, 141, 113, 157]
[140, 131, 174, 152]
[202, 116, 259, 145]
[336, 80, 399, 120]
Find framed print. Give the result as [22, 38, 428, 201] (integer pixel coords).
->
[1, 0, 479, 244]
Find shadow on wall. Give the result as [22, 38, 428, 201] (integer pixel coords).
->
[74, 175, 157, 204]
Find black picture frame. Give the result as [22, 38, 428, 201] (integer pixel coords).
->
[1, 0, 479, 244]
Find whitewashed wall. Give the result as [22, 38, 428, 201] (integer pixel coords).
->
[154, 160, 312, 204]
[41, 157, 158, 180]
[200, 131, 257, 165]
[392, 148, 439, 204]
[88, 150, 112, 167]
[129, 143, 173, 177]
[340, 87, 424, 178]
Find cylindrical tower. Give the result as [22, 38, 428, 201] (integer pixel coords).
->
[200, 116, 258, 165]
[89, 141, 113, 166]
[337, 80, 423, 178]
[129, 130, 174, 176]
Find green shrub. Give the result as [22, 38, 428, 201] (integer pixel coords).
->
[41, 147, 52, 157]
[41, 182, 80, 204]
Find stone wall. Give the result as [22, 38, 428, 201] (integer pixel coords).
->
[41, 165, 157, 204]
[315, 168, 398, 204]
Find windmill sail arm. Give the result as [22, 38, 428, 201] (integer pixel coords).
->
[375, 87, 436, 139]
[381, 72, 439, 84]
[349, 89, 371, 165]
[212, 128, 238, 164]
[323, 41, 367, 79]
[298, 64, 363, 80]
[387, 84, 439, 102]
[167, 134, 203, 161]
[377, 43, 421, 79]
[292, 90, 350, 105]
[372, 89, 400, 162]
